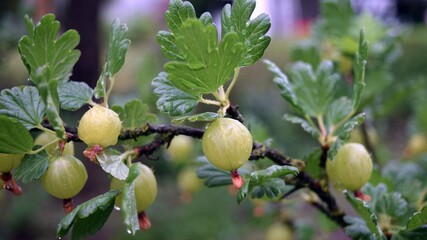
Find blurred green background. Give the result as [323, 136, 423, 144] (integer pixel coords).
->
[1, 0, 427, 239]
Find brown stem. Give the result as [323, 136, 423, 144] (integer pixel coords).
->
[43, 106, 348, 229]
[0, 172, 22, 195]
[63, 198, 74, 214]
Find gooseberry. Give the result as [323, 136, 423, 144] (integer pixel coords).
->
[41, 155, 88, 199]
[404, 133, 427, 158]
[265, 222, 293, 240]
[110, 163, 157, 230]
[177, 167, 203, 193]
[165, 135, 194, 163]
[202, 118, 252, 171]
[78, 105, 122, 147]
[0, 153, 24, 173]
[202, 118, 252, 189]
[326, 143, 373, 191]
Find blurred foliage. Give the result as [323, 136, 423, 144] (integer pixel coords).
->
[1, 0, 427, 239]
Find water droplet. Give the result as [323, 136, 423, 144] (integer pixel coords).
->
[114, 206, 121, 211]
[127, 229, 132, 234]
[58, 237, 62, 240]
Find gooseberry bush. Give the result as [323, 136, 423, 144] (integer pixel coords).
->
[0, 0, 427, 239]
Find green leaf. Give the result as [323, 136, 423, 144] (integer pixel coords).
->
[58, 81, 93, 111]
[56, 190, 119, 239]
[362, 183, 388, 211]
[376, 192, 408, 218]
[196, 157, 232, 187]
[106, 18, 131, 77]
[287, 61, 338, 117]
[13, 150, 49, 184]
[266, 60, 339, 117]
[152, 72, 199, 116]
[406, 205, 427, 231]
[0, 116, 33, 154]
[164, 19, 244, 95]
[156, 0, 196, 61]
[326, 97, 353, 126]
[43, 82, 66, 138]
[398, 227, 427, 240]
[352, 29, 369, 109]
[319, 0, 354, 38]
[96, 151, 129, 181]
[344, 216, 383, 240]
[327, 137, 345, 160]
[290, 40, 321, 69]
[237, 165, 299, 204]
[18, 14, 80, 84]
[111, 99, 156, 129]
[304, 148, 322, 179]
[344, 191, 385, 239]
[335, 113, 366, 139]
[171, 112, 218, 123]
[165, 0, 197, 36]
[284, 114, 320, 139]
[329, 113, 366, 159]
[264, 59, 302, 113]
[94, 67, 107, 99]
[23, 15, 34, 38]
[221, 0, 271, 66]
[0, 86, 46, 129]
[121, 164, 141, 235]
[35, 66, 66, 138]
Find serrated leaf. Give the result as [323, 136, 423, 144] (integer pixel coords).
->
[0, 86, 46, 129]
[362, 183, 388, 211]
[284, 114, 320, 139]
[18, 14, 80, 84]
[196, 161, 232, 187]
[326, 97, 353, 126]
[172, 112, 218, 123]
[345, 191, 385, 239]
[165, 0, 196, 36]
[0, 116, 33, 154]
[398, 226, 427, 240]
[288, 61, 338, 116]
[96, 151, 129, 180]
[319, 0, 354, 38]
[152, 72, 199, 116]
[221, 0, 271, 66]
[121, 164, 142, 235]
[13, 150, 49, 184]
[58, 81, 93, 111]
[352, 29, 369, 109]
[237, 165, 298, 203]
[35, 66, 65, 138]
[107, 18, 130, 77]
[56, 190, 119, 239]
[111, 99, 156, 129]
[327, 137, 345, 160]
[406, 205, 427, 231]
[344, 216, 382, 240]
[290, 40, 321, 69]
[362, 184, 409, 219]
[264, 59, 302, 113]
[251, 165, 299, 180]
[164, 19, 244, 95]
[156, 0, 196, 61]
[335, 113, 366, 139]
[376, 192, 408, 218]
